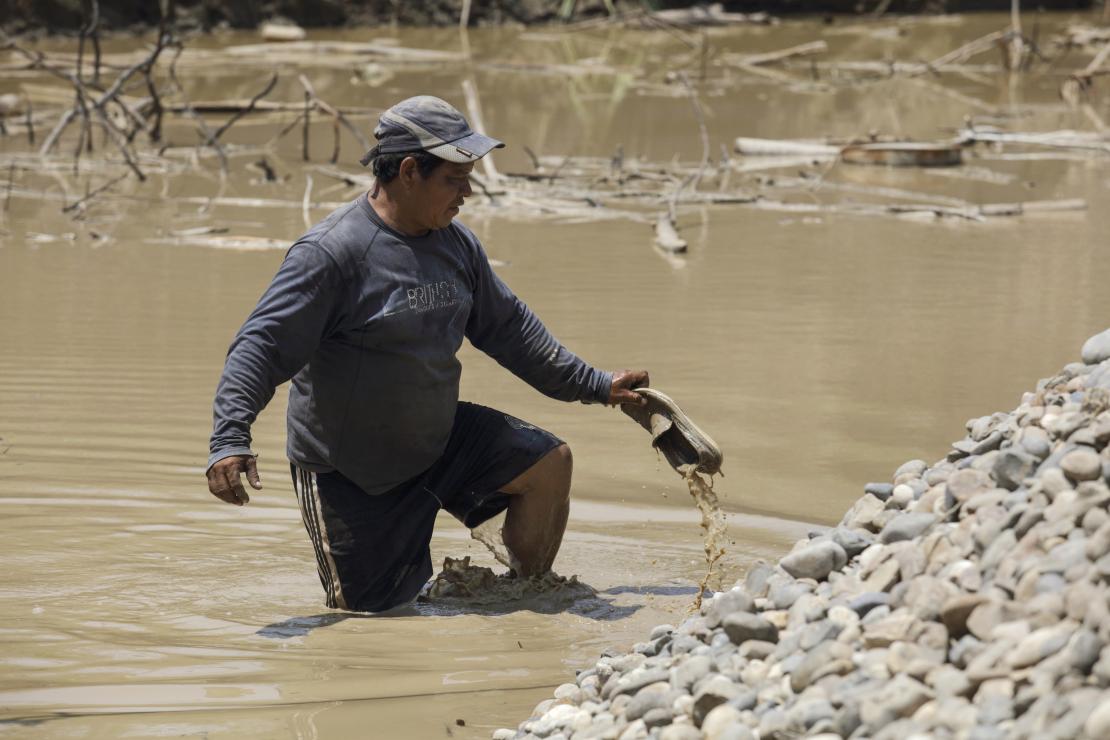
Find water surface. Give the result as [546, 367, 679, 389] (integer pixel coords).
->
[1, 13, 1108, 737]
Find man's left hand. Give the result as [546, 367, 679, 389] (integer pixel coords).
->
[608, 369, 650, 406]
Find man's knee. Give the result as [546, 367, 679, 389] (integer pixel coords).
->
[550, 443, 573, 476]
[544, 443, 573, 494]
[504, 443, 573, 496]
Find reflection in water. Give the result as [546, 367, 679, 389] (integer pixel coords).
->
[1, 13, 1108, 739]
[257, 583, 645, 640]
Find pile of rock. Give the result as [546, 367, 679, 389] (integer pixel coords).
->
[494, 329, 1110, 740]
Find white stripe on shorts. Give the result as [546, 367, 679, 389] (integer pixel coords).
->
[292, 466, 348, 610]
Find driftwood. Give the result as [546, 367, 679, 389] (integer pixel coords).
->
[259, 21, 306, 43]
[654, 212, 687, 253]
[957, 128, 1110, 154]
[734, 137, 964, 167]
[461, 78, 501, 186]
[211, 40, 464, 65]
[644, 4, 772, 28]
[840, 142, 963, 167]
[720, 41, 827, 68]
[750, 197, 1086, 222]
[734, 138, 839, 157]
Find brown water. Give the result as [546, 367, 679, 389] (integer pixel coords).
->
[2, 13, 1109, 738]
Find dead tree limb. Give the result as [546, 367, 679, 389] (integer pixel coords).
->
[40, 108, 80, 157]
[62, 170, 128, 213]
[77, 0, 102, 84]
[72, 89, 91, 169]
[302, 174, 314, 228]
[90, 107, 146, 180]
[144, 69, 164, 143]
[302, 90, 311, 161]
[726, 40, 828, 67]
[166, 42, 229, 174]
[1009, 0, 1025, 71]
[24, 99, 34, 146]
[679, 72, 710, 192]
[461, 77, 501, 184]
[931, 31, 1008, 69]
[297, 74, 372, 163]
[212, 73, 278, 141]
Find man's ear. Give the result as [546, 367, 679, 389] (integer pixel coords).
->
[398, 156, 419, 185]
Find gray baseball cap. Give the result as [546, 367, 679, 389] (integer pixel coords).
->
[359, 95, 504, 167]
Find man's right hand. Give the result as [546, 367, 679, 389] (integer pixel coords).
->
[207, 455, 263, 506]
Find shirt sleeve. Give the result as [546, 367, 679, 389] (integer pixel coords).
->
[208, 242, 344, 470]
[462, 230, 611, 405]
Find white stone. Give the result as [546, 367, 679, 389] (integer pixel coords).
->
[828, 605, 860, 628]
[617, 718, 649, 740]
[673, 693, 695, 716]
[1084, 694, 1110, 738]
[554, 682, 581, 702]
[701, 704, 744, 739]
[1082, 329, 1110, 364]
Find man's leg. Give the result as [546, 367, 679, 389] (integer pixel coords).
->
[290, 463, 439, 612]
[499, 443, 573, 576]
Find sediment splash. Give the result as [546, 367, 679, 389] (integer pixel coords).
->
[470, 518, 513, 569]
[685, 471, 728, 610]
[420, 556, 595, 607]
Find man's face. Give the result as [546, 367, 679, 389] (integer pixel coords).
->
[408, 159, 474, 231]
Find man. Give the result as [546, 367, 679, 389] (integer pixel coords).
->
[206, 95, 649, 613]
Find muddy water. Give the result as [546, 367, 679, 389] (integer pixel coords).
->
[2, 13, 1110, 738]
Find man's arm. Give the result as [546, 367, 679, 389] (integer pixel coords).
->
[463, 235, 647, 406]
[207, 242, 343, 505]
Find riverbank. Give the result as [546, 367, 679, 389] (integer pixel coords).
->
[499, 329, 1110, 739]
[0, 0, 1097, 35]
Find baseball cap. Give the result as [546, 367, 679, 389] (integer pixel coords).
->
[359, 95, 504, 167]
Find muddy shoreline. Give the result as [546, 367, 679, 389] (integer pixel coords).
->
[1, 0, 1095, 35]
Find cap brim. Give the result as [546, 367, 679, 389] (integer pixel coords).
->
[425, 131, 505, 164]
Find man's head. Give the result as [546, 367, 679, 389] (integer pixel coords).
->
[361, 96, 503, 232]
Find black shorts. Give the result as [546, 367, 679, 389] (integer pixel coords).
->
[289, 402, 562, 613]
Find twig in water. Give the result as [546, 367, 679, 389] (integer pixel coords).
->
[62, 170, 128, 214]
[548, 154, 571, 185]
[469, 171, 498, 205]
[522, 145, 542, 172]
[4, 162, 14, 212]
[460, 77, 500, 184]
[297, 75, 372, 164]
[872, 0, 895, 18]
[166, 42, 228, 175]
[144, 69, 163, 143]
[77, 0, 102, 84]
[1009, 0, 1025, 72]
[40, 108, 79, 157]
[90, 111, 145, 181]
[24, 99, 34, 145]
[302, 174, 314, 229]
[678, 72, 710, 192]
[930, 30, 1007, 69]
[302, 90, 311, 161]
[212, 73, 278, 141]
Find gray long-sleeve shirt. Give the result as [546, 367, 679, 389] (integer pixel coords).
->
[208, 195, 611, 495]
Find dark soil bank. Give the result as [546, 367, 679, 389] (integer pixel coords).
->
[1, 0, 1094, 34]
